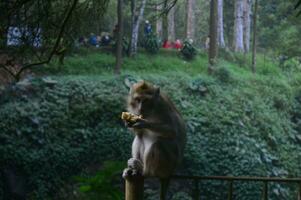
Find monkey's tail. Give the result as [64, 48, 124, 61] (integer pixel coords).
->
[160, 178, 170, 200]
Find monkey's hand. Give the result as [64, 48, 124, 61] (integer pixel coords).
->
[131, 118, 149, 129]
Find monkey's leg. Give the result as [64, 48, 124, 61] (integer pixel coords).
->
[160, 178, 170, 200]
[123, 137, 144, 179]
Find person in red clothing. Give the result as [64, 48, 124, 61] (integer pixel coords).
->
[162, 40, 172, 48]
[174, 39, 182, 50]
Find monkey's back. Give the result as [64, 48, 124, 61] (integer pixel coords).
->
[142, 93, 186, 178]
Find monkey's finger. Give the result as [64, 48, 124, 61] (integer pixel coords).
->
[124, 121, 134, 128]
[131, 121, 146, 129]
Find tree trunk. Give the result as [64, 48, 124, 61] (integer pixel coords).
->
[217, 0, 225, 48]
[186, 0, 195, 40]
[243, 0, 251, 52]
[251, 0, 258, 73]
[209, 0, 218, 73]
[168, 5, 176, 41]
[156, 3, 163, 38]
[115, 0, 123, 74]
[233, 0, 244, 52]
[129, 0, 147, 56]
[162, 0, 168, 42]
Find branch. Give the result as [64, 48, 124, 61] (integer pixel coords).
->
[148, 0, 177, 21]
[14, 0, 79, 81]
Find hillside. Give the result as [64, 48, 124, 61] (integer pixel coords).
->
[1, 50, 301, 199]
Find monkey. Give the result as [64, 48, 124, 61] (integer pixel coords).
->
[122, 81, 186, 200]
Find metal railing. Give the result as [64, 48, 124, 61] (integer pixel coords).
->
[124, 175, 301, 200]
[172, 175, 301, 200]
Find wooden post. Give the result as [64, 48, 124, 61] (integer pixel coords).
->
[125, 175, 144, 200]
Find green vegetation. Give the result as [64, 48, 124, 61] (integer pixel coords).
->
[143, 34, 160, 54]
[75, 161, 124, 200]
[1, 51, 301, 199]
[180, 41, 197, 60]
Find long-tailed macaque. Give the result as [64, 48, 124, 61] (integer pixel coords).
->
[122, 81, 186, 200]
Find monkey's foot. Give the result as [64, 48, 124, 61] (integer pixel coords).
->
[122, 167, 142, 179]
[127, 158, 143, 171]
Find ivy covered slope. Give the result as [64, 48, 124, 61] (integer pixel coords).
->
[0, 67, 301, 199]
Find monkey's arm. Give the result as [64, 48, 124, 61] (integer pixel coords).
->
[132, 119, 175, 138]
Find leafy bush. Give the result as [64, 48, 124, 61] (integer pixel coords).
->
[180, 40, 197, 60]
[213, 66, 233, 83]
[282, 58, 301, 71]
[143, 34, 160, 54]
[75, 161, 124, 200]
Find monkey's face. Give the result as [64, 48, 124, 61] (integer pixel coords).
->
[128, 81, 160, 116]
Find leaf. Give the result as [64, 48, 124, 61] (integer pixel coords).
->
[79, 185, 91, 192]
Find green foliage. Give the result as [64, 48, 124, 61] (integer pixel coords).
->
[171, 192, 193, 200]
[143, 34, 160, 54]
[180, 41, 197, 60]
[213, 66, 233, 83]
[0, 70, 300, 199]
[258, 0, 301, 58]
[1, 52, 301, 199]
[74, 161, 124, 200]
[0, 76, 132, 199]
[281, 58, 301, 72]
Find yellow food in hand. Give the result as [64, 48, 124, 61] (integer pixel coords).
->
[121, 112, 142, 123]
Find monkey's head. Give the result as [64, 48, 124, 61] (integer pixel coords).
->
[128, 81, 160, 116]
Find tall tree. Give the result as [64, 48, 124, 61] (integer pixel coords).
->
[251, 0, 258, 73]
[186, 0, 195, 40]
[233, 0, 244, 52]
[209, 0, 218, 73]
[128, 0, 147, 56]
[168, 5, 176, 41]
[0, 0, 79, 81]
[115, 0, 123, 74]
[156, 3, 163, 38]
[243, 0, 252, 52]
[217, 0, 225, 48]
[162, 0, 169, 42]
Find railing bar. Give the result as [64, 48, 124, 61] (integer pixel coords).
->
[228, 180, 233, 200]
[172, 175, 301, 183]
[298, 182, 301, 200]
[193, 179, 200, 200]
[262, 181, 268, 200]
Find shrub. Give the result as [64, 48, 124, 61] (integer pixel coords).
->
[74, 161, 125, 200]
[180, 40, 197, 60]
[143, 34, 160, 54]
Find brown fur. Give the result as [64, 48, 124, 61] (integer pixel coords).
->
[124, 81, 186, 200]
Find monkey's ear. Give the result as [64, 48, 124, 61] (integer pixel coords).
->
[124, 76, 138, 90]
